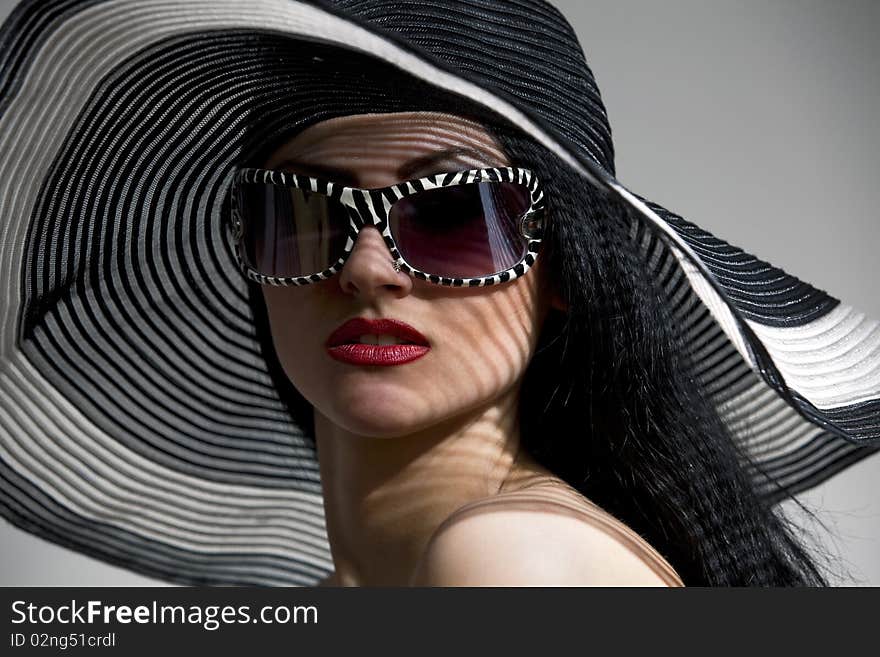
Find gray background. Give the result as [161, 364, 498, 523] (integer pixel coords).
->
[1, 0, 878, 585]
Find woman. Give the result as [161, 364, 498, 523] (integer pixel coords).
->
[247, 110, 683, 586]
[0, 0, 877, 586]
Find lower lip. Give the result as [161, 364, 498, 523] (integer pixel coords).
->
[326, 344, 430, 366]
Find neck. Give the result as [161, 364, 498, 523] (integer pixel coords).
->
[314, 385, 545, 586]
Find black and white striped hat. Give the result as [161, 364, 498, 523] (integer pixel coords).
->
[1, 0, 878, 586]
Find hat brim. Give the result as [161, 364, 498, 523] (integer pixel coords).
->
[1, 0, 877, 586]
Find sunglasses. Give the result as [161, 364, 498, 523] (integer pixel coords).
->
[228, 166, 546, 287]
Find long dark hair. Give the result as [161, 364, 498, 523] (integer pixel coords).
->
[489, 123, 831, 586]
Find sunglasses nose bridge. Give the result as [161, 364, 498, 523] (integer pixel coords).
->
[342, 189, 386, 230]
[342, 190, 399, 262]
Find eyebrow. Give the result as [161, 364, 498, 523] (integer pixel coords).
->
[272, 146, 501, 187]
[396, 146, 501, 180]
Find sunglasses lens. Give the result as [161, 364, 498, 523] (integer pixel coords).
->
[389, 181, 532, 279]
[235, 183, 350, 278]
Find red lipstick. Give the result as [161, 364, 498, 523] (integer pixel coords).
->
[325, 317, 430, 366]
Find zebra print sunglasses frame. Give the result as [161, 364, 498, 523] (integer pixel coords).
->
[228, 166, 546, 287]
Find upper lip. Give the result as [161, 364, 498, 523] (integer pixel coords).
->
[326, 317, 430, 347]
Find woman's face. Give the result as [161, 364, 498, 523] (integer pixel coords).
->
[260, 111, 556, 437]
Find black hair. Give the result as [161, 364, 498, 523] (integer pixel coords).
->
[489, 123, 832, 586]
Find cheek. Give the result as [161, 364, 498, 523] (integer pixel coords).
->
[428, 283, 543, 400]
[261, 285, 329, 399]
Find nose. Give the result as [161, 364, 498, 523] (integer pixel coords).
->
[337, 226, 413, 299]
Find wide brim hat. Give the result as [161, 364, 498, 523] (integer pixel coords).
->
[1, 0, 878, 586]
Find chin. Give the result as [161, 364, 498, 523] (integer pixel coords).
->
[324, 386, 451, 438]
[334, 402, 431, 438]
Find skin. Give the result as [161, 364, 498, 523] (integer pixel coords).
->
[260, 111, 679, 587]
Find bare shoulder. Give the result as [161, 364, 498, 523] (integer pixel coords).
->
[409, 480, 684, 587]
